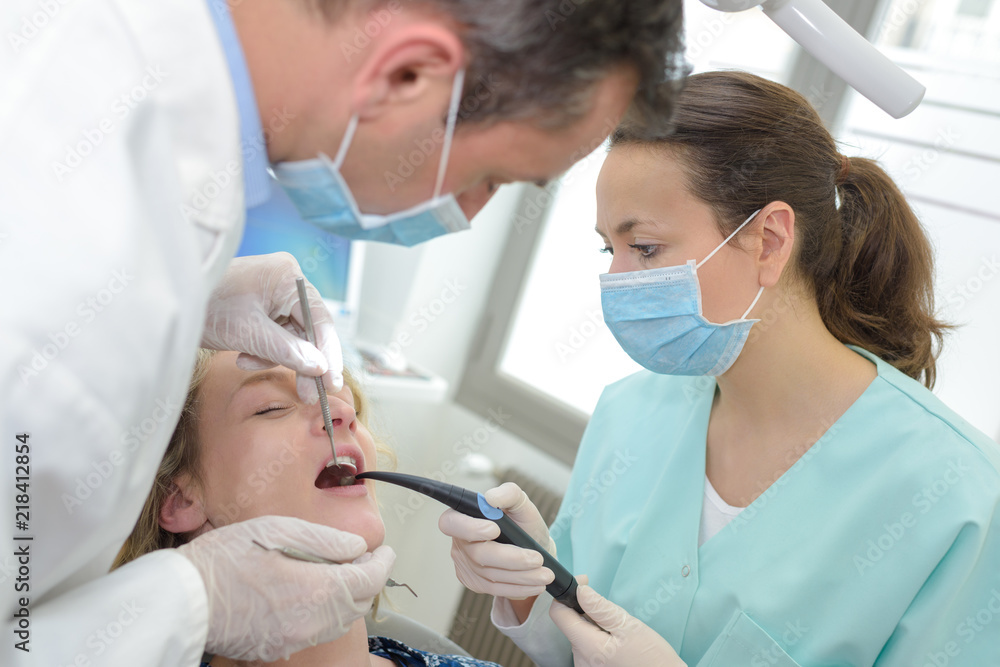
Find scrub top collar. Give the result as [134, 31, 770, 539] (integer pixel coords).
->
[204, 0, 271, 208]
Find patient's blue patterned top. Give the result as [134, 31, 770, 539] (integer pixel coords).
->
[368, 636, 501, 666]
[200, 636, 500, 666]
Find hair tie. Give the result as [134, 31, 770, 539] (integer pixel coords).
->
[837, 154, 850, 184]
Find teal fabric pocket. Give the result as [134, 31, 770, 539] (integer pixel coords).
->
[696, 611, 803, 667]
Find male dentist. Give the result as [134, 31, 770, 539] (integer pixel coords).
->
[0, 0, 684, 663]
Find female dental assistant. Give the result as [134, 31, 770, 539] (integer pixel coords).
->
[441, 71, 1000, 666]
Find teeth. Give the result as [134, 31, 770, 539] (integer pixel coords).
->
[326, 455, 357, 469]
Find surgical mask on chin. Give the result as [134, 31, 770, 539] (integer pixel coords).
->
[600, 209, 765, 376]
[272, 70, 470, 247]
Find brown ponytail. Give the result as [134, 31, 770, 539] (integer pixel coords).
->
[611, 70, 948, 387]
[823, 157, 946, 387]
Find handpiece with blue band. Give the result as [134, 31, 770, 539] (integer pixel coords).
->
[355, 470, 583, 614]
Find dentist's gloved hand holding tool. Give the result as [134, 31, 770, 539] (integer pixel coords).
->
[438, 481, 561, 604]
[549, 580, 686, 667]
[177, 516, 395, 661]
[294, 277, 358, 476]
[202, 253, 344, 404]
[359, 472, 583, 613]
[427, 471, 688, 665]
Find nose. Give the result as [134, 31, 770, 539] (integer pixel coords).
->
[608, 252, 632, 275]
[455, 184, 496, 220]
[311, 395, 357, 436]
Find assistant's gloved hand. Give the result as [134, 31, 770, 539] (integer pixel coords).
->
[549, 583, 687, 667]
[438, 483, 556, 600]
[202, 252, 343, 402]
[177, 515, 395, 661]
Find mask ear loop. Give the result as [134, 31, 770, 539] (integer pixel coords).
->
[331, 114, 360, 170]
[696, 208, 762, 269]
[695, 208, 765, 320]
[741, 285, 766, 319]
[330, 70, 464, 190]
[433, 69, 466, 198]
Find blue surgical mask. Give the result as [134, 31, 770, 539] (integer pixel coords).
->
[600, 209, 765, 376]
[272, 71, 470, 247]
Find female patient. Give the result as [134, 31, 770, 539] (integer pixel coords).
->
[115, 349, 497, 667]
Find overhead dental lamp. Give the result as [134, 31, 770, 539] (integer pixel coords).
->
[700, 0, 926, 118]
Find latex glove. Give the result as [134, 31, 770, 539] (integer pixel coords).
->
[202, 252, 344, 402]
[438, 482, 556, 600]
[549, 583, 686, 667]
[177, 515, 395, 661]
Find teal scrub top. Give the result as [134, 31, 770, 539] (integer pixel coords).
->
[550, 347, 1000, 666]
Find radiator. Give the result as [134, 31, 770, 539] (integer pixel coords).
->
[447, 468, 565, 667]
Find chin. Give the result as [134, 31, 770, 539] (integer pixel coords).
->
[323, 511, 385, 553]
[358, 522, 386, 553]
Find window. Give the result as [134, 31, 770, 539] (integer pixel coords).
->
[957, 0, 993, 19]
[459, 0, 1000, 463]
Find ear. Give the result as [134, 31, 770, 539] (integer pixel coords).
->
[159, 474, 208, 535]
[756, 202, 796, 288]
[350, 22, 464, 121]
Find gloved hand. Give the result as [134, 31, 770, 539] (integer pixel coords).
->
[549, 583, 687, 667]
[177, 515, 395, 661]
[438, 482, 556, 600]
[202, 252, 344, 403]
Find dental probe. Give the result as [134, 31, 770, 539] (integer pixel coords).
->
[294, 278, 357, 477]
[203, 538, 416, 667]
[355, 471, 583, 614]
[251, 540, 417, 596]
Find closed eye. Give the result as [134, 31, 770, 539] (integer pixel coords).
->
[254, 403, 291, 416]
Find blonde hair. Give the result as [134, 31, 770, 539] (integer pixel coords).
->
[113, 350, 392, 569]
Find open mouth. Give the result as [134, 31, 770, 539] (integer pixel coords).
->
[315, 455, 363, 489]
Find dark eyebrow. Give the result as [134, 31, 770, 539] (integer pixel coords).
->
[615, 219, 644, 235]
[595, 218, 646, 239]
[229, 370, 292, 403]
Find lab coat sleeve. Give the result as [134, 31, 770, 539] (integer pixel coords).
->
[0, 0, 241, 662]
[491, 595, 573, 667]
[5, 550, 208, 667]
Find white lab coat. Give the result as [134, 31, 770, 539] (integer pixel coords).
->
[1, 0, 244, 664]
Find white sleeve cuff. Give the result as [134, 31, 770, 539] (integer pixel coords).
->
[490, 595, 572, 667]
[490, 595, 529, 631]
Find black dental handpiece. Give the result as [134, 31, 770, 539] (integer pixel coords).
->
[355, 470, 583, 614]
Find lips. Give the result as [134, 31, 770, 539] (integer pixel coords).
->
[315, 444, 365, 490]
